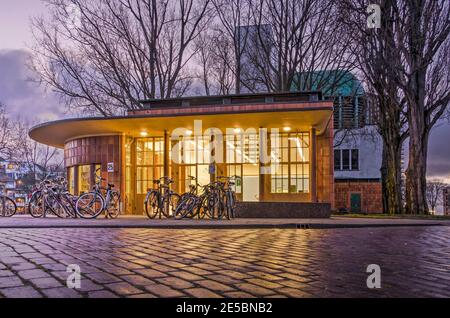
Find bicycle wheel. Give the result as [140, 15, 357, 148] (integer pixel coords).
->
[0, 196, 17, 217]
[28, 191, 45, 218]
[207, 192, 221, 219]
[223, 191, 235, 220]
[230, 191, 237, 219]
[166, 193, 181, 217]
[197, 196, 210, 219]
[76, 192, 105, 219]
[107, 191, 121, 219]
[46, 195, 70, 218]
[59, 194, 78, 218]
[145, 191, 159, 219]
[174, 195, 196, 220]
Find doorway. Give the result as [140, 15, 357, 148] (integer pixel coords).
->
[350, 193, 362, 213]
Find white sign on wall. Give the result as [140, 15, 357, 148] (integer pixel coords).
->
[107, 162, 114, 173]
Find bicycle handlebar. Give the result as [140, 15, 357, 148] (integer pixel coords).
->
[153, 176, 174, 184]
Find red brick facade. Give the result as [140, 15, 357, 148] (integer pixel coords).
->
[444, 188, 450, 216]
[64, 135, 123, 196]
[334, 180, 382, 214]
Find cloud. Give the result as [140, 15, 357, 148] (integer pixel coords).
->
[0, 49, 66, 124]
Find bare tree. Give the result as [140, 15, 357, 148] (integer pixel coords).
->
[339, 0, 409, 215]
[247, 0, 356, 93]
[388, 1, 450, 215]
[0, 103, 14, 160]
[426, 179, 447, 214]
[211, 34, 236, 95]
[340, 0, 450, 215]
[211, 0, 252, 94]
[31, 0, 212, 116]
[193, 29, 236, 95]
[12, 120, 63, 182]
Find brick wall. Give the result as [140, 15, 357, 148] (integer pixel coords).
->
[64, 135, 122, 195]
[334, 180, 382, 214]
[316, 117, 334, 206]
[444, 188, 450, 216]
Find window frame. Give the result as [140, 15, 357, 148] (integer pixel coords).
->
[334, 148, 360, 171]
[270, 132, 310, 194]
[135, 137, 165, 194]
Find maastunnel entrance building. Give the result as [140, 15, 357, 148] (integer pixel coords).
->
[29, 92, 334, 218]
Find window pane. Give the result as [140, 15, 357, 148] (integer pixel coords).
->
[290, 164, 310, 193]
[334, 149, 341, 170]
[154, 139, 164, 165]
[271, 132, 310, 193]
[78, 165, 91, 194]
[342, 149, 350, 170]
[68, 167, 75, 194]
[351, 149, 359, 170]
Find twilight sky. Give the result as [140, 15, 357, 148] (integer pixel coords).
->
[0, 0, 449, 182]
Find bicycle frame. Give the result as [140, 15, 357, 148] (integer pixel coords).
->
[145, 176, 180, 219]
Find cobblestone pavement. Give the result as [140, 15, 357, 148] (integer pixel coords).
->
[0, 226, 449, 298]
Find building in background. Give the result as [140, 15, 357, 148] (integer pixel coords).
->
[292, 70, 383, 214]
[444, 187, 450, 216]
[334, 126, 383, 213]
[237, 23, 383, 214]
[0, 158, 31, 213]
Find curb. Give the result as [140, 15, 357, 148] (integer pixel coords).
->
[0, 223, 447, 230]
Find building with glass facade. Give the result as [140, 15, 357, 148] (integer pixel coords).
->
[29, 92, 334, 217]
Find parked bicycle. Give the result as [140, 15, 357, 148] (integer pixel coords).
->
[28, 177, 72, 218]
[217, 176, 239, 219]
[75, 169, 121, 219]
[174, 176, 212, 220]
[54, 177, 79, 218]
[174, 176, 238, 220]
[144, 176, 180, 219]
[0, 184, 17, 217]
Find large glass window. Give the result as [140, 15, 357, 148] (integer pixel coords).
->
[68, 167, 75, 194]
[227, 164, 242, 194]
[271, 132, 310, 194]
[226, 133, 259, 164]
[174, 135, 212, 165]
[174, 136, 213, 192]
[125, 137, 134, 213]
[136, 138, 164, 194]
[78, 165, 91, 194]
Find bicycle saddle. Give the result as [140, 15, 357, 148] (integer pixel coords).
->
[108, 183, 115, 188]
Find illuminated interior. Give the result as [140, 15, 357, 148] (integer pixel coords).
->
[122, 131, 312, 214]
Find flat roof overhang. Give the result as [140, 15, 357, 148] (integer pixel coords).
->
[29, 104, 333, 149]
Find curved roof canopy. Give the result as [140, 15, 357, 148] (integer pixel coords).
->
[30, 102, 333, 149]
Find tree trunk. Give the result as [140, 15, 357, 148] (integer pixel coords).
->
[405, 128, 429, 215]
[381, 134, 403, 215]
[405, 50, 429, 215]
